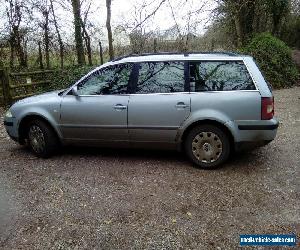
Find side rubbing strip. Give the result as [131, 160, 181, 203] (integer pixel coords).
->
[4, 121, 13, 126]
[238, 124, 279, 130]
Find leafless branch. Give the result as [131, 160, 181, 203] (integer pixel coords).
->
[132, 0, 167, 31]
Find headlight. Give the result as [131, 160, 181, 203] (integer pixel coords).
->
[5, 110, 13, 118]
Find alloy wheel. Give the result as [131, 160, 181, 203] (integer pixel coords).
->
[28, 125, 46, 153]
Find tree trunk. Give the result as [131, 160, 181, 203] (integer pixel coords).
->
[153, 38, 158, 52]
[84, 34, 92, 66]
[24, 39, 28, 66]
[14, 27, 27, 68]
[81, 23, 92, 66]
[99, 41, 104, 65]
[71, 0, 85, 65]
[59, 41, 64, 69]
[268, 0, 289, 36]
[272, 10, 282, 36]
[234, 13, 244, 47]
[50, 0, 64, 68]
[210, 38, 215, 51]
[244, 2, 255, 40]
[231, 0, 257, 47]
[38, 41, 44, 69]
[9, 38, 15, 68]
[43, 10, 50, 69]
[106, 0, 114, 60]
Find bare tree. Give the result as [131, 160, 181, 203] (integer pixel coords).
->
[42, 6, 50, 68]
[122, 0, 168, 54]
[5, 0, 28, 68]
[29, 0, 52, 68]
[49, 0, 64, 68]
[81, 0, 93, 65]
[132, 0, 167, 31]
[106, 0, 114, 60]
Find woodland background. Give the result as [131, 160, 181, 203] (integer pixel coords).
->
[0, 0, 299, 91]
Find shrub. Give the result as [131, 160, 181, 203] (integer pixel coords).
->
[241, 33, 299, 88]
[47, 65, 96, 91]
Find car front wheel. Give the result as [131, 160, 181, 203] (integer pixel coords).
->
[27, 120, 59, 158]
[184, 125, 230, 169]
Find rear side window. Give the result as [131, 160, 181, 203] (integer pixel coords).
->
[136, 61, 185, 94]
[190, 61, 256, 91]
[253, 59, 273, 93]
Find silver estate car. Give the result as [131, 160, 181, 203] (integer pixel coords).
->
[4, 52, 279, 169]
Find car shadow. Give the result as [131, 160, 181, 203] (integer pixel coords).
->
[62, 145, 187, 162]
[10, 143, 267, 171]
[60, 145, 267, 171]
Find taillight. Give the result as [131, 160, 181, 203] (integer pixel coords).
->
[261, 97, 274, 120]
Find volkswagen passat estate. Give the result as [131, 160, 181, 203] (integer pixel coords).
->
[4, 52, 279, 169]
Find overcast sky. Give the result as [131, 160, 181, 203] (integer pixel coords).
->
[108, 0, 215, 33]
[0, 0, 216, 47]
[56, 0, 216, 36]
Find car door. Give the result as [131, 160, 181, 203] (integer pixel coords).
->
[128, 61, 190, 145]
[59, 63, 133, 144]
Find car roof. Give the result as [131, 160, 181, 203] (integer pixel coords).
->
[112, 52, 249, 64]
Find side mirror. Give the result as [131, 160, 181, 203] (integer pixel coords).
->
[71, 86, 79, 96]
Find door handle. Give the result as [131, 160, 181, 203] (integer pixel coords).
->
[175, 102, 189, 109]
[114, 104, 127, 110]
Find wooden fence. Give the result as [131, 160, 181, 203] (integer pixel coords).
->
[0, 68, 54, 106]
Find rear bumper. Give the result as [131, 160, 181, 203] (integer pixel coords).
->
[225, 118, 279, 148]
[235, 140, 272, 152]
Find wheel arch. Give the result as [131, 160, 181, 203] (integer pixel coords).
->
[180, 119, 235, 150]
[18, 114, 62, 144]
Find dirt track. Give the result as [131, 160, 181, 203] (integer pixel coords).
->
[0, 87, 299, 249]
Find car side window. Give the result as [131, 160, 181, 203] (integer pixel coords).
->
[136, 61, 185, 94]
[77, 63, 133, 95]
[190, 61, 256, 91]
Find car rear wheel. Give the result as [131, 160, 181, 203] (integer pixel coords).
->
[27, 120, 59, 158]
[184, 125, 230, 169]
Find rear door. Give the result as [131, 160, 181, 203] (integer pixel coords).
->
[128, 61, 190, 144]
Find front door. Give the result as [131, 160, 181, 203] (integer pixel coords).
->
[60, 63, 133, 143]
[128, 61, 190, 144]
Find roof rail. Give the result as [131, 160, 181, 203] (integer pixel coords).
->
[112, 53, 138, 62]
[111, 51, 239, 61]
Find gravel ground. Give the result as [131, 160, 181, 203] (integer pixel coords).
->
[0, 87, 299, 249]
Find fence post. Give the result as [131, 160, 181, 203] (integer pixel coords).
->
[153, 38, 158, 53]
[1, 67, 12, 105]
[0, 69, 3, 105]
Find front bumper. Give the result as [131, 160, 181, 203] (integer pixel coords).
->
[3, 117, 19, 142]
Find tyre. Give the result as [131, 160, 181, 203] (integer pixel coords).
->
[184, 125, 230, 169]
[26, 119, 59, 158]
